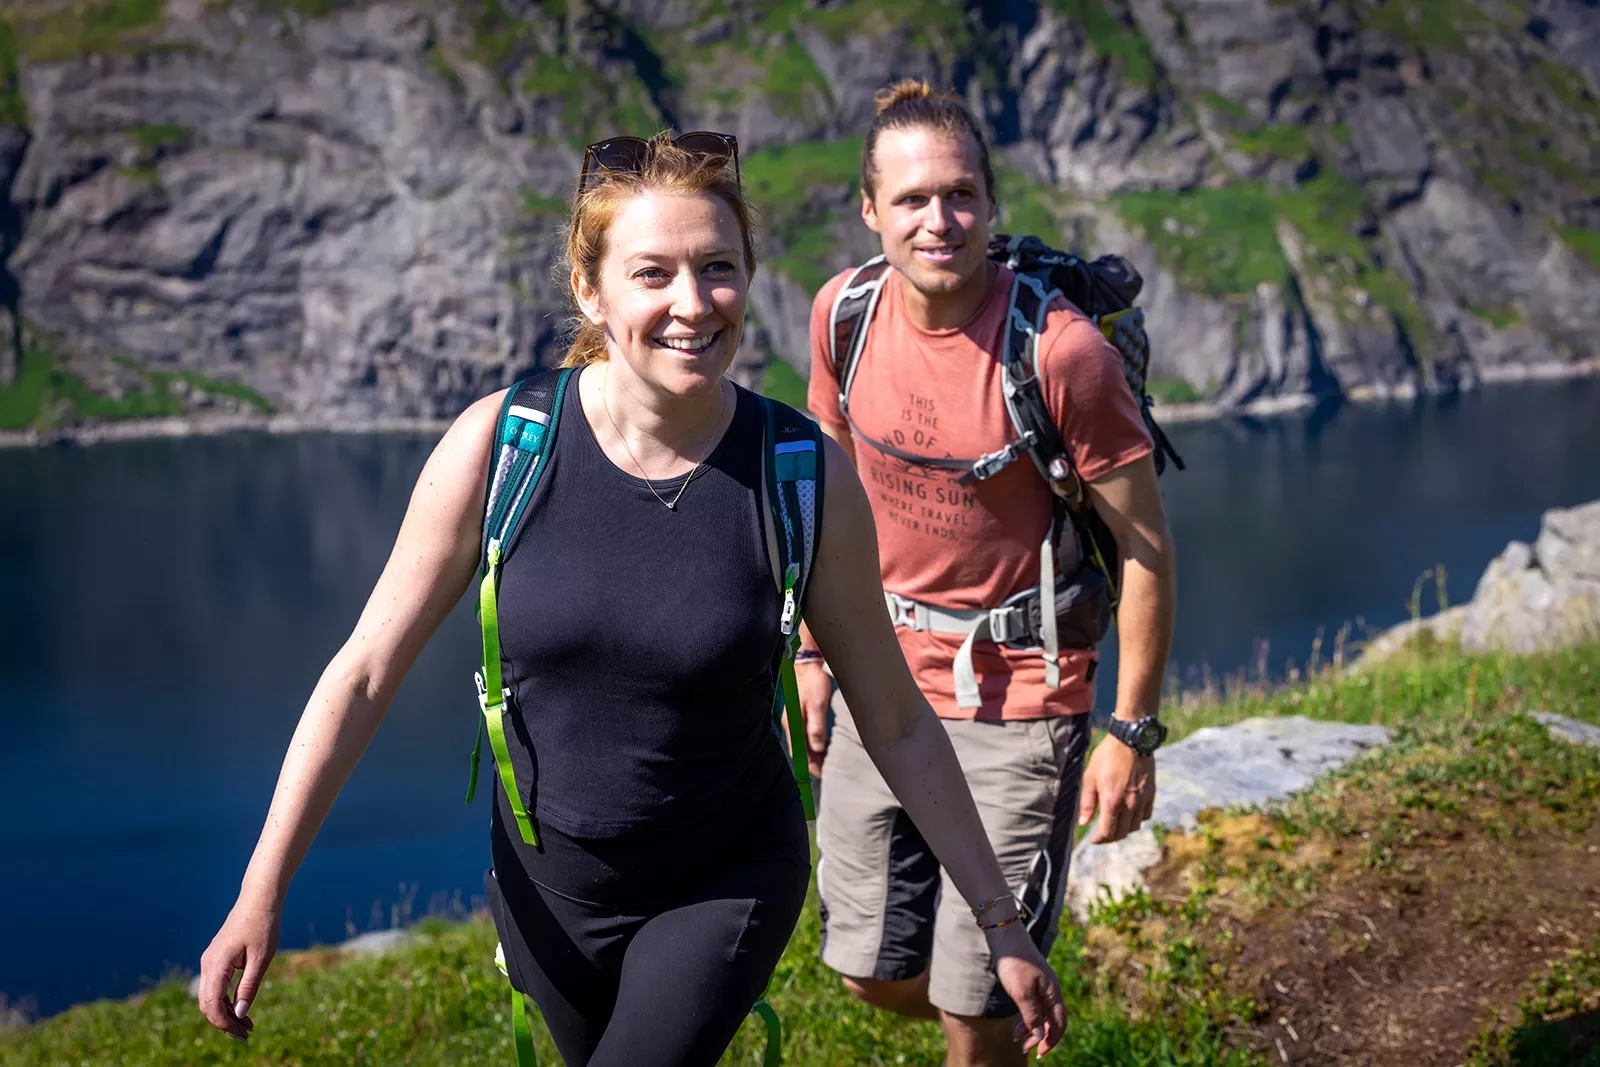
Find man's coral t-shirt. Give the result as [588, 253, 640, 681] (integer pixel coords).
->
[808, 263, 1154, 720]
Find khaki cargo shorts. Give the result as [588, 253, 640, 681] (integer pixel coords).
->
[815, 692, 1091, 1018]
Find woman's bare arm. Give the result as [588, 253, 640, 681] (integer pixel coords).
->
[198, 390, 502, 1037]
[801, 435, 1065, 1052]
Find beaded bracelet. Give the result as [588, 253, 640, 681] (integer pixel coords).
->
[960, 895, 1011, 921]
[971, 894, 1034, 931]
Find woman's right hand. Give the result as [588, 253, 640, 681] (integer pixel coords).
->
[796, 659, 833, 778]
[989, 925, 1067, 1058]
[197, 895, 281, 1041]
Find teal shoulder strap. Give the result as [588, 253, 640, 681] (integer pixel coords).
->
[762, 394, 825, 822]
[467, 368, 574, 847]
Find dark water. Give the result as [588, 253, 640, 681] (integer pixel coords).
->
[2, 378, 1599, 1017]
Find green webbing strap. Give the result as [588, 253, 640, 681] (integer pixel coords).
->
[751, 996, 782, 1067]
[778, 567, 815, 819]
[478, 538, 538, 846]
[512, 989, 538, 1067]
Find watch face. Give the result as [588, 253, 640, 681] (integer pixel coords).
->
[1135, 721, 1161, 750]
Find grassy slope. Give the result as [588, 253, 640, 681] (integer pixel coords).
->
[4, 639, 1595, 1066]
[0, 345, 273, 430]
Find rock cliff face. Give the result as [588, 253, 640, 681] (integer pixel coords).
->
[0, 0, 1596, 426]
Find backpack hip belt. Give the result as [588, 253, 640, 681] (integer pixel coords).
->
[883, 510, 1067, 709]
[885, 584, 1045, 709]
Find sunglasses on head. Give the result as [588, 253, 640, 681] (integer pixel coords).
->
[578, 131, 740, 192]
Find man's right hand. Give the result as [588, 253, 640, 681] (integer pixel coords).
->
[796, 659, 833, 778]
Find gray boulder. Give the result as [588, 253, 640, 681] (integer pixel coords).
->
[1363, 499, 1600, 662]
[1531, 711, 1600, 749]
[1065, 716, 1389, 919]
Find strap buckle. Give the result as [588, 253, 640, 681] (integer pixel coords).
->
[475, 670, 511, 712]
[886, 591, 920, 630]
[968, 431, 1037, 482]
[988, 604, 1022, 643]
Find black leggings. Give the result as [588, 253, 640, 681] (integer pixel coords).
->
[486, 772, 810, 1067]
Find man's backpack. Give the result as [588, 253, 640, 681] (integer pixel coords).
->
[464, 367, 821, 1067]
[827, 234, 1184, 708]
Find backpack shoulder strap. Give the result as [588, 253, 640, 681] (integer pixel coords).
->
[468, 367, 574, 848]
[998, 266, 1072, 489]
[761, 394, 825, 821]
[482, 368, 573, 569]
[827, 256, 891, 419]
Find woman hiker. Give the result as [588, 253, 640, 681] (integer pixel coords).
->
[196, 132, 1067, 1066]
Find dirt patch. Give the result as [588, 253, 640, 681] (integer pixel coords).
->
[1144, 804, 1600, 1066]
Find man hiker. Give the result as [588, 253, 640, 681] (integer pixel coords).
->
[796, 79, 1178, 1066]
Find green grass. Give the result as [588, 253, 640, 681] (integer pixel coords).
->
[1046, 0, 1159, 86]
[4, 638, 1597, 1065]
[0, 20, 23, 127]
[758, 356, 809, 413]
[3, 0, 165, 63]
[1470, 305, 1522, 330]
[741, 137, 863, 216]
[257, 0, 365, 16]
[1146, 377, 1205, 404]
[1364, 0, 1498, 51]
[769, 218, 840, 294]
[1114, 183, 1288, 296]
[756, 37, 832, 122]
[1113, 168, 1436, 348]
[124, 123, 188, 151]
[1228, 123, 1315, 163]
[993, 159, 1067, 244]
[0, 345, 272, 430]
[521, 190, 567, 219]
[743, 138, 862, 290]
[111, 164, 162, 190]
[798, 0, 969, 59]
[1560, 226, 1600, 273]
[1466, 934, 1600, 1067]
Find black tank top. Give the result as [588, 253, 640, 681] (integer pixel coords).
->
[493, 369, 788, 839]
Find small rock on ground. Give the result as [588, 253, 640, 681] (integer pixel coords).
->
[1531, 711, 1600, 748]
[1064, 716, 1390, 919]
[185, 929, 417, 997]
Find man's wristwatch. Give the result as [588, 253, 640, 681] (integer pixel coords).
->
[1107, 715, 1168, 758]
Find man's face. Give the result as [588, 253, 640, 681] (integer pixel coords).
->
[861, 126, 995, 299]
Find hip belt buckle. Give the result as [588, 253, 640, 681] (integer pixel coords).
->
[886, 591, 921, 631]
[988, 605, 1020, 643]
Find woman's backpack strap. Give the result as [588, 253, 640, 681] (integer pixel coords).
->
[467, 367, 574, 847]
[482, 369, 573, 568]
[761, 396, 825, 821]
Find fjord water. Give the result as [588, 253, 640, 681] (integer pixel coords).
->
[3, 376, 1599, 1017]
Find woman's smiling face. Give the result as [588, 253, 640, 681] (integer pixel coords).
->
[575, 189, 750, 398]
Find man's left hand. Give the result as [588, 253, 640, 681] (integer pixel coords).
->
[1077, 733, 1156, 845]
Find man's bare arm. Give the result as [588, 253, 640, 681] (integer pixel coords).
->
[1085, 453, 1176, 724]
[1073, 453, 1176, 844]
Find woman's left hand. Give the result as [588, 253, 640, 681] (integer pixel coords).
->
[990, 925, 1067, 1057]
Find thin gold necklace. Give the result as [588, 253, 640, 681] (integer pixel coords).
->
[601, 366, 729, 511]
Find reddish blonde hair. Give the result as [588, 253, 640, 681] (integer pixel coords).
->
[560, 135, 758, 367]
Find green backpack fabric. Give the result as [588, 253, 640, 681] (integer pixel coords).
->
[464, 367, 822, 1067]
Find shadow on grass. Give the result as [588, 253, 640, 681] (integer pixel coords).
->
[1499, 1008, 1600, 1066]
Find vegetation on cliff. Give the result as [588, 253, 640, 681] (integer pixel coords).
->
[0, 0, 1597, 426]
